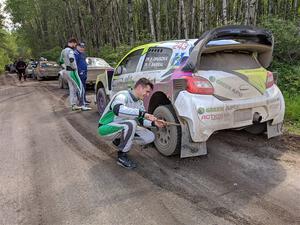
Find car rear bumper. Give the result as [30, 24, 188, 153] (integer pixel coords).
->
[174, 85, 285, 142]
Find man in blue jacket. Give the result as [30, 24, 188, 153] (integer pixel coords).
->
[75, 42, 91, 108]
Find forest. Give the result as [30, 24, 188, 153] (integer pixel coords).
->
[0, 0, 300, 131]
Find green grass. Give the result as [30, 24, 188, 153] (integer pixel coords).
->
[284, 94, 300, 135]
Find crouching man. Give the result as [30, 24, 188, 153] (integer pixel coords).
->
[98, 78, 166, 169]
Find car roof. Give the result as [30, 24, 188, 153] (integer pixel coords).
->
[116, 39, 198, 68]
[130, 39, 198, 53]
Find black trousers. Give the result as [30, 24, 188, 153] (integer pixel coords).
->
[17, 69, 26, 81]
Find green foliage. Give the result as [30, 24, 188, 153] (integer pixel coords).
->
[97, 44, 139, 67]
[284, 94, 300, 123]
[260, 17, 300, 63]
[270, 61, 300, 97]
[0, 30, 19, 72]
[40, 46, 62, 62]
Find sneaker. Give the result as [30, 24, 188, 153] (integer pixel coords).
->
[72, 105, 82, 111]
[112, 138, 121, 147]
[117, 152, 137, 169]
[81, 105, 92, 111]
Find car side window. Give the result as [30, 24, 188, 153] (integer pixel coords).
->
[141, 47, 172, 71]
[117, 49, 143, 75]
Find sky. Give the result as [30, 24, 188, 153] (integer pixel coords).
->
[0, 0, 14, 31]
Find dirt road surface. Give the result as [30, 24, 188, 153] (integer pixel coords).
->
[0, 73, 299, 225]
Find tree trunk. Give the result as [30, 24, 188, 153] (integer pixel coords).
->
[222, 0, 227, 25]
[128, 0, 134, 45]
[268, 0, 273, 15]
[177, 0, 182, 39]
[179, 0, 188, 39]
[190, 0, 196, 37]
[156, 0, 161, 41]
[249, 0, 258, 25]
[199, 0, 205, 34]
[147, 0, 156, 41]
[294, 0, 298, 19]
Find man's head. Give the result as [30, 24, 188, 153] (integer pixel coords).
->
[133, 78, 153, 100]
[77, 42, 86, 52]
[68, 37, 78, 48]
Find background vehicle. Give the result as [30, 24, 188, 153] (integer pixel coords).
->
[25, 61, 38, 78]
[8, 63, 17, 73]
[95, 25, 285, 158]
[35, 61, 61, 81]
[58, 57, 113, 89]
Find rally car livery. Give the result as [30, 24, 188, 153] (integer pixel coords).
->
[95, 25, 285, 158]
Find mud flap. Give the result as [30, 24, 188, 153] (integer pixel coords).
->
[267, 121, 283, 138]
[180, 121, 207, 158]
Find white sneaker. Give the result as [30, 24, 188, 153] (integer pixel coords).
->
[81, 106, 92, 111]
[72, 105, 82, 111]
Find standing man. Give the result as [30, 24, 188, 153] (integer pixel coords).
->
[98, 78, 166, 169]
[74, 42, 91, 107]
[15, 58, 27, 82]
[59, 38, 90, 111]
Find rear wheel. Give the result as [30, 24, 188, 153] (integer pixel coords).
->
[153, 105, 181, 156]
[96, 88, 109, 116]
[245, 122, 267, 135]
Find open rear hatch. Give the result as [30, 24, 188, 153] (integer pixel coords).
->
[184, 25, 274, 100]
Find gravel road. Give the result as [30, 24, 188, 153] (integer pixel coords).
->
[0, 73, 299, 225]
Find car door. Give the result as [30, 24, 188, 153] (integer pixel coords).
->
[112, 49, 143, 94]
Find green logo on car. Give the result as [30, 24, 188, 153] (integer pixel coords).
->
[197, 107, 205, 114]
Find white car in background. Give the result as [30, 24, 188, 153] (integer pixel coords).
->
[58, 57, 113, 89]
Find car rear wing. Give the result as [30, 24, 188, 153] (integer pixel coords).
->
[183, 25, 274, 72]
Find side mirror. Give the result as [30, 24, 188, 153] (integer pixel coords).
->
[116, 66, 123, 75]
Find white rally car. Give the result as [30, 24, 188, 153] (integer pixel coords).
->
[95, 25, 285, 158]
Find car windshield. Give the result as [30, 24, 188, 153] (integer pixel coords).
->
[199, 52, 261, 70]
[87, 58, 110, 67]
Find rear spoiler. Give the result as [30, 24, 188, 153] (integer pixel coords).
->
[183, 25, 274, 71]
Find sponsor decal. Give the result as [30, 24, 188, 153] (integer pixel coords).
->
[197, 106, 224, 114]
[197, 107, 205, 114]
[200, 113, 224, 120]
[172, 53, 185, 66]
[225, 104, 239, 111]
[173, 42, 189, 50]
[211, 77, 243, 97]
[209, 76, 216, 83]
[206, 106, 224, 113]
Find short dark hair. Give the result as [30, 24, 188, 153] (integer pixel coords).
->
[134, 78, 153, 90]
[68, 37, 78, 44]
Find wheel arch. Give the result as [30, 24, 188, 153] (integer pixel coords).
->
[148, 91, 172, 114]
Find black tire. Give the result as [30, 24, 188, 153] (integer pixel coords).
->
[58, 75, 64, 89]
[245, 122, 267, 135]
[96, 88, 109, 116]
[153, 105, 181, 156]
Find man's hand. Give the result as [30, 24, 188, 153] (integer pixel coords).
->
[154, 119, 167, 128]
[144, 113, 157, 122]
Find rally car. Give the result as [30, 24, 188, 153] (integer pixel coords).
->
[95, 25, 285, 158]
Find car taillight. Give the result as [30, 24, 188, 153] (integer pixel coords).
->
[266, 71, 274, 88]
[183, 75, 214, 95]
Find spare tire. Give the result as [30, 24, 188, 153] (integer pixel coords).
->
[153, 105, 181, 156]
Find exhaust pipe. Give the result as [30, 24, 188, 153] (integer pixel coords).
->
[253, 112, 262, 124]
